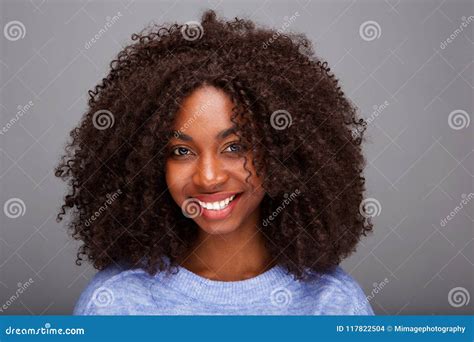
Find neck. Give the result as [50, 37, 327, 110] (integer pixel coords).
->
[179, 219, 274, 281]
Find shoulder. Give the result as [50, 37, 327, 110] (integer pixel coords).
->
[306, 265, 374, 315]
[73, 263, 152, 315]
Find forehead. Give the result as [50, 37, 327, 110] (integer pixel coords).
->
[172, 85, 234, 132]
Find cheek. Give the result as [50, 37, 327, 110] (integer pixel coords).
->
[165, 162, 173, 189]
[245, 175, 266, 205]
[250, 183, 266, 204]
[165, 162, 187, 201]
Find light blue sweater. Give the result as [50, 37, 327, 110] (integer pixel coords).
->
[73, 258, 374, 315]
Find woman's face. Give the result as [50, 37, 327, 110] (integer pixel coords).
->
[165, 85, 265, 235]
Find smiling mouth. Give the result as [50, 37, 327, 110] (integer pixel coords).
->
[196, 193, 241, 211]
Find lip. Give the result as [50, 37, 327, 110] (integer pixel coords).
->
[196, 192, 242, 220]
[192, 192, 242, 202]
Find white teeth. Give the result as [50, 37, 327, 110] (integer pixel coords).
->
[198, 194, 238, 211]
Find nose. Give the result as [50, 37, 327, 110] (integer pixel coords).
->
[192, 153, 229, 191]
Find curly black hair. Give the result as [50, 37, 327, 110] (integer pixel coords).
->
[55, 9, 373, 280]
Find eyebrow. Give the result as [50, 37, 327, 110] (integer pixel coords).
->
[170, 127, 237, 141]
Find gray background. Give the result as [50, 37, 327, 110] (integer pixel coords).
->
[0, 0, 472, 315]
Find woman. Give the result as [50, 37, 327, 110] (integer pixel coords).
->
[55, 10, 374, 315]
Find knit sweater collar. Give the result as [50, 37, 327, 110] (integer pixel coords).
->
[155, 256, 296, 305]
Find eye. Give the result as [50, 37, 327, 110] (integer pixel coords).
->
[171, 146, 192, 157]
[224, 143, 243, 153]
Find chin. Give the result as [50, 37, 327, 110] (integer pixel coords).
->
[196, 219, 240, 235]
